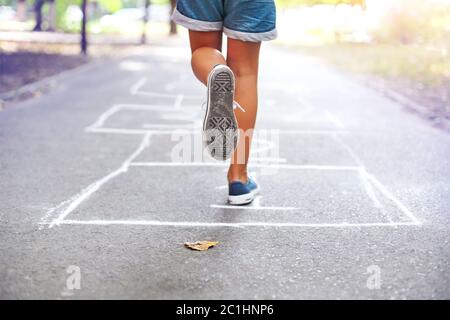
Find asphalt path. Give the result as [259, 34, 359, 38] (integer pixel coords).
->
[1, 38, 449, 299]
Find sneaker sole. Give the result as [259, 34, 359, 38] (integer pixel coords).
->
[228, 188, 259, 206]
[203, 65, 238, 161]
[228, 193, 255, 205]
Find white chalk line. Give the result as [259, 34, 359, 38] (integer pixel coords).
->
[324, 110, 345, 129]
[85, 105, 122, 132]
[260, 116, 344, 125]
[48, 133, 152, 228]
[43, 219, 421, 228]
[364, 172, 421, 225]
[135, 90, 202, 100]
[253, 157, 287, 163]
[276, 130, 347, 135]
[39, 193, 88, 228]
[85, 103, 349, 135]
[357, 168, 395, 224]
[86, 127, 348, 136]
[130, 77, 147, 95]
[358, 167, 385, 210]
[86, 127, 155, 135]
[85, 104, 184, 132]
[111, 104, 198, 111]
[294, 98, 417, 225]
[331, 133, 364, 166]
[113, 104, 194, 111]
[333, 130, 419, 224]
[129, 162, 362, 171]
[297, 95, 316, 111]
[210, 204, 298, 211]
[330, 132, 385, 210]
[142, 123, 200, 129]
[85, 104, 202, 133]
[130, 77, 203, 100]
[159, 112, 200, 121]
[174, 94, 184, 109]
[330, 133, 399, 223]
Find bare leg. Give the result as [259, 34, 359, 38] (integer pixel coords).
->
[189, 30, 225, 85]
[189, 31, 261, 183]
[226, 39, 261, 183]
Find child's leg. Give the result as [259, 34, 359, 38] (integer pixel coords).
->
[189, 30, 261, 180]
[189, 30, 239, 161]
[226, 38, 261, 183]
[189, 30, 225, 85]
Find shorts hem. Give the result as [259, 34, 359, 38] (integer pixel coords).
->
[223, 27, 278, 42]
[171, 7, 223, 32]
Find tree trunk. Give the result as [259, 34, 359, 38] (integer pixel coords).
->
[141, 0, 150, 44]
[33, 0, 45, 31]
[81, 0, 88, 55]
[169, 0, 177, 35]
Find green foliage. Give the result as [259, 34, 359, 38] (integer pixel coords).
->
[374, 0, 450, 45]
[300, 43, 449, 85]
[56, 0, 80, 31]
[98, 0, 122, 13]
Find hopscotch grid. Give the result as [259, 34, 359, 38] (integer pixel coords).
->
[47, 142, 420, 227]
[327, 115, 421, 224]
[47, 133, 152, 228]
[328, 130, 392, 222]
[85, 103, 349, 135]
[86, 104, 202, 133]
[47, 159, 421, 228]
[45, 83, 421, 229]
[130, 77, 203, 100]
[129, 161, 420, 225]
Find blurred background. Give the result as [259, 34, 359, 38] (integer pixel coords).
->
[0, 0, 449, 125]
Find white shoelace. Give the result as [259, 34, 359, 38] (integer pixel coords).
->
[201, 101, 246, 113]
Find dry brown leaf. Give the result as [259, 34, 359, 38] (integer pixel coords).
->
[184, 241, 218, 251]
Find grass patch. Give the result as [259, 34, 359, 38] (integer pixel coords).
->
[298, 43, 449, 86]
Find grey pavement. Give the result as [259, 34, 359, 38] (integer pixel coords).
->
[1, 38, 450, 299]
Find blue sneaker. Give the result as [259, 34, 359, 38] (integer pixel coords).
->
[228, 177, 260, 205]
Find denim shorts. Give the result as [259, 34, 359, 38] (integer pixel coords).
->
[171, 0, 277, 42]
